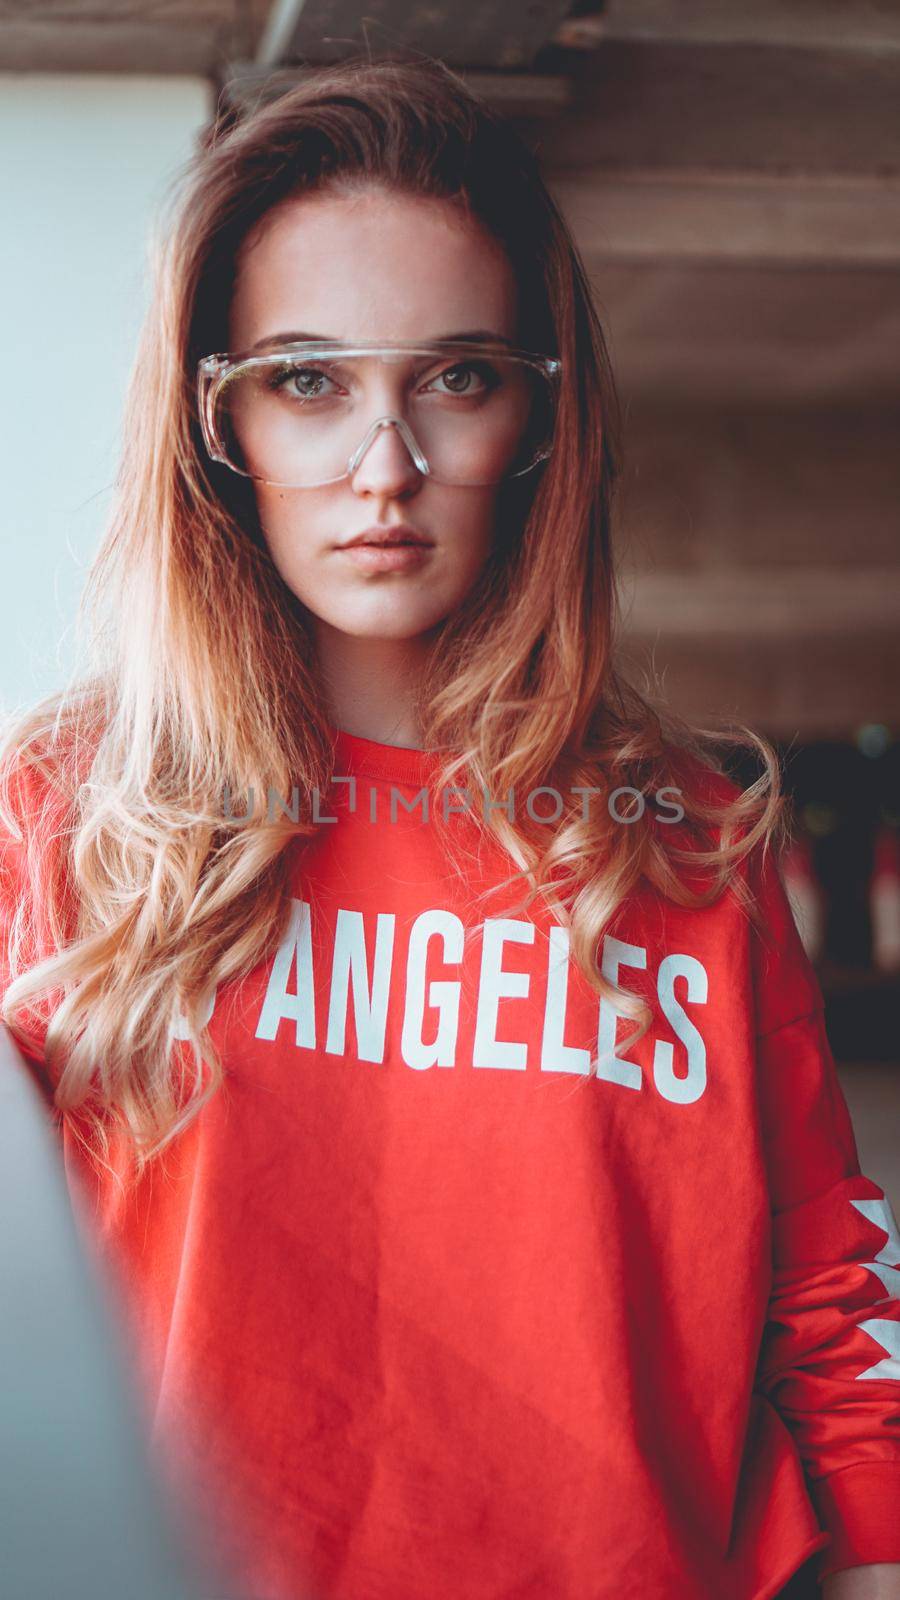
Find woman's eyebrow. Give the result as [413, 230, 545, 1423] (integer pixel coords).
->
[248, 328, 515, 351]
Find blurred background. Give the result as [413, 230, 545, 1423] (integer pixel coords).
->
[1, 1, 897, 1207]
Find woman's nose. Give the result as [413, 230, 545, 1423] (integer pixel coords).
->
[349, 418, 425, 496]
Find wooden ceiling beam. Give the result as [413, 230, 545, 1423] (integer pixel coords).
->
[551, 170, 900, 268]
[619, 567, 900, 640]
[568, 0, 900, 55]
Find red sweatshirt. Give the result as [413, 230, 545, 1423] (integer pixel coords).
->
[2, 727, 900, 1600]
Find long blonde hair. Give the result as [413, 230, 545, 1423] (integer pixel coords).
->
[1, 52, 785, 1189]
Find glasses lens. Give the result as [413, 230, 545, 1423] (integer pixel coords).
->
[209, 349, 556, 487]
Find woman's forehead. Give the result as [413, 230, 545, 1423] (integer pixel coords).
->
[228, 186, 518, 350]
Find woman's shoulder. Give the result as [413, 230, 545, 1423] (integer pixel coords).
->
[652, 746, 819, 1031]
[655, 744, 778, 862]
[646, 741, 791, 921]
[661, 744, 749, 813]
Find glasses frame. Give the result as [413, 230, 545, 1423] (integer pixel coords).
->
[196, 339, 563, 489]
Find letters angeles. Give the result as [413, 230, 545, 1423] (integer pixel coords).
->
[175, 900, 709, 1106]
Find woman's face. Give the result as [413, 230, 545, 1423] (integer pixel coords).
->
[227, 185, 519, 645]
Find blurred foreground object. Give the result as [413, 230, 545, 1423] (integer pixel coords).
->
[0, 1023, 219, 1600]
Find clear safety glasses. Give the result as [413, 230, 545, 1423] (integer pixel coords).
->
[196, 340, 562, 489]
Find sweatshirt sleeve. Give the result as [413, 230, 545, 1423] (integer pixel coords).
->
[749, 841, 900, 1580]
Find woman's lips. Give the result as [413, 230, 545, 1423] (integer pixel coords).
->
[337, 541, 434, 572]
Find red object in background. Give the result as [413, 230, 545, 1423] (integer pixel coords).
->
[870, 825, 900, 975]
[782, 833, 827, 965]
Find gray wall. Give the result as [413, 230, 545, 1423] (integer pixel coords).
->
[0, 73, 211, 712]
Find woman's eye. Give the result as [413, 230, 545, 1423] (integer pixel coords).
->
[263, 358, 497, 402]
[428, 361, 496, 398]
[269, 365, 336, 399]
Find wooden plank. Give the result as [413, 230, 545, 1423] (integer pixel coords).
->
[551, 169, 900, 266]
[223, 62, 574, 117]
[581, 0, 900, 53]
[589, 263, 900, 404]
[256, 0, 573, 70]
[617, 634, 900, 740]
[532, 42, 900, 178]
[619, 567, 900, 639]
[615, 404, 900, 562]
[0, 20, 226, 74]
[0, 4, 271, 74]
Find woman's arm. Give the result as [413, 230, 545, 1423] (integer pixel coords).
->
[749, 843, 900, 1585]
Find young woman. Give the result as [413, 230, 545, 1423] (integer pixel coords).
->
[2, 53, 899, 1600]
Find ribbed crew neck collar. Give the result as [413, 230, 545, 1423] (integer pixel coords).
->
[328, 725, 446, 786]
